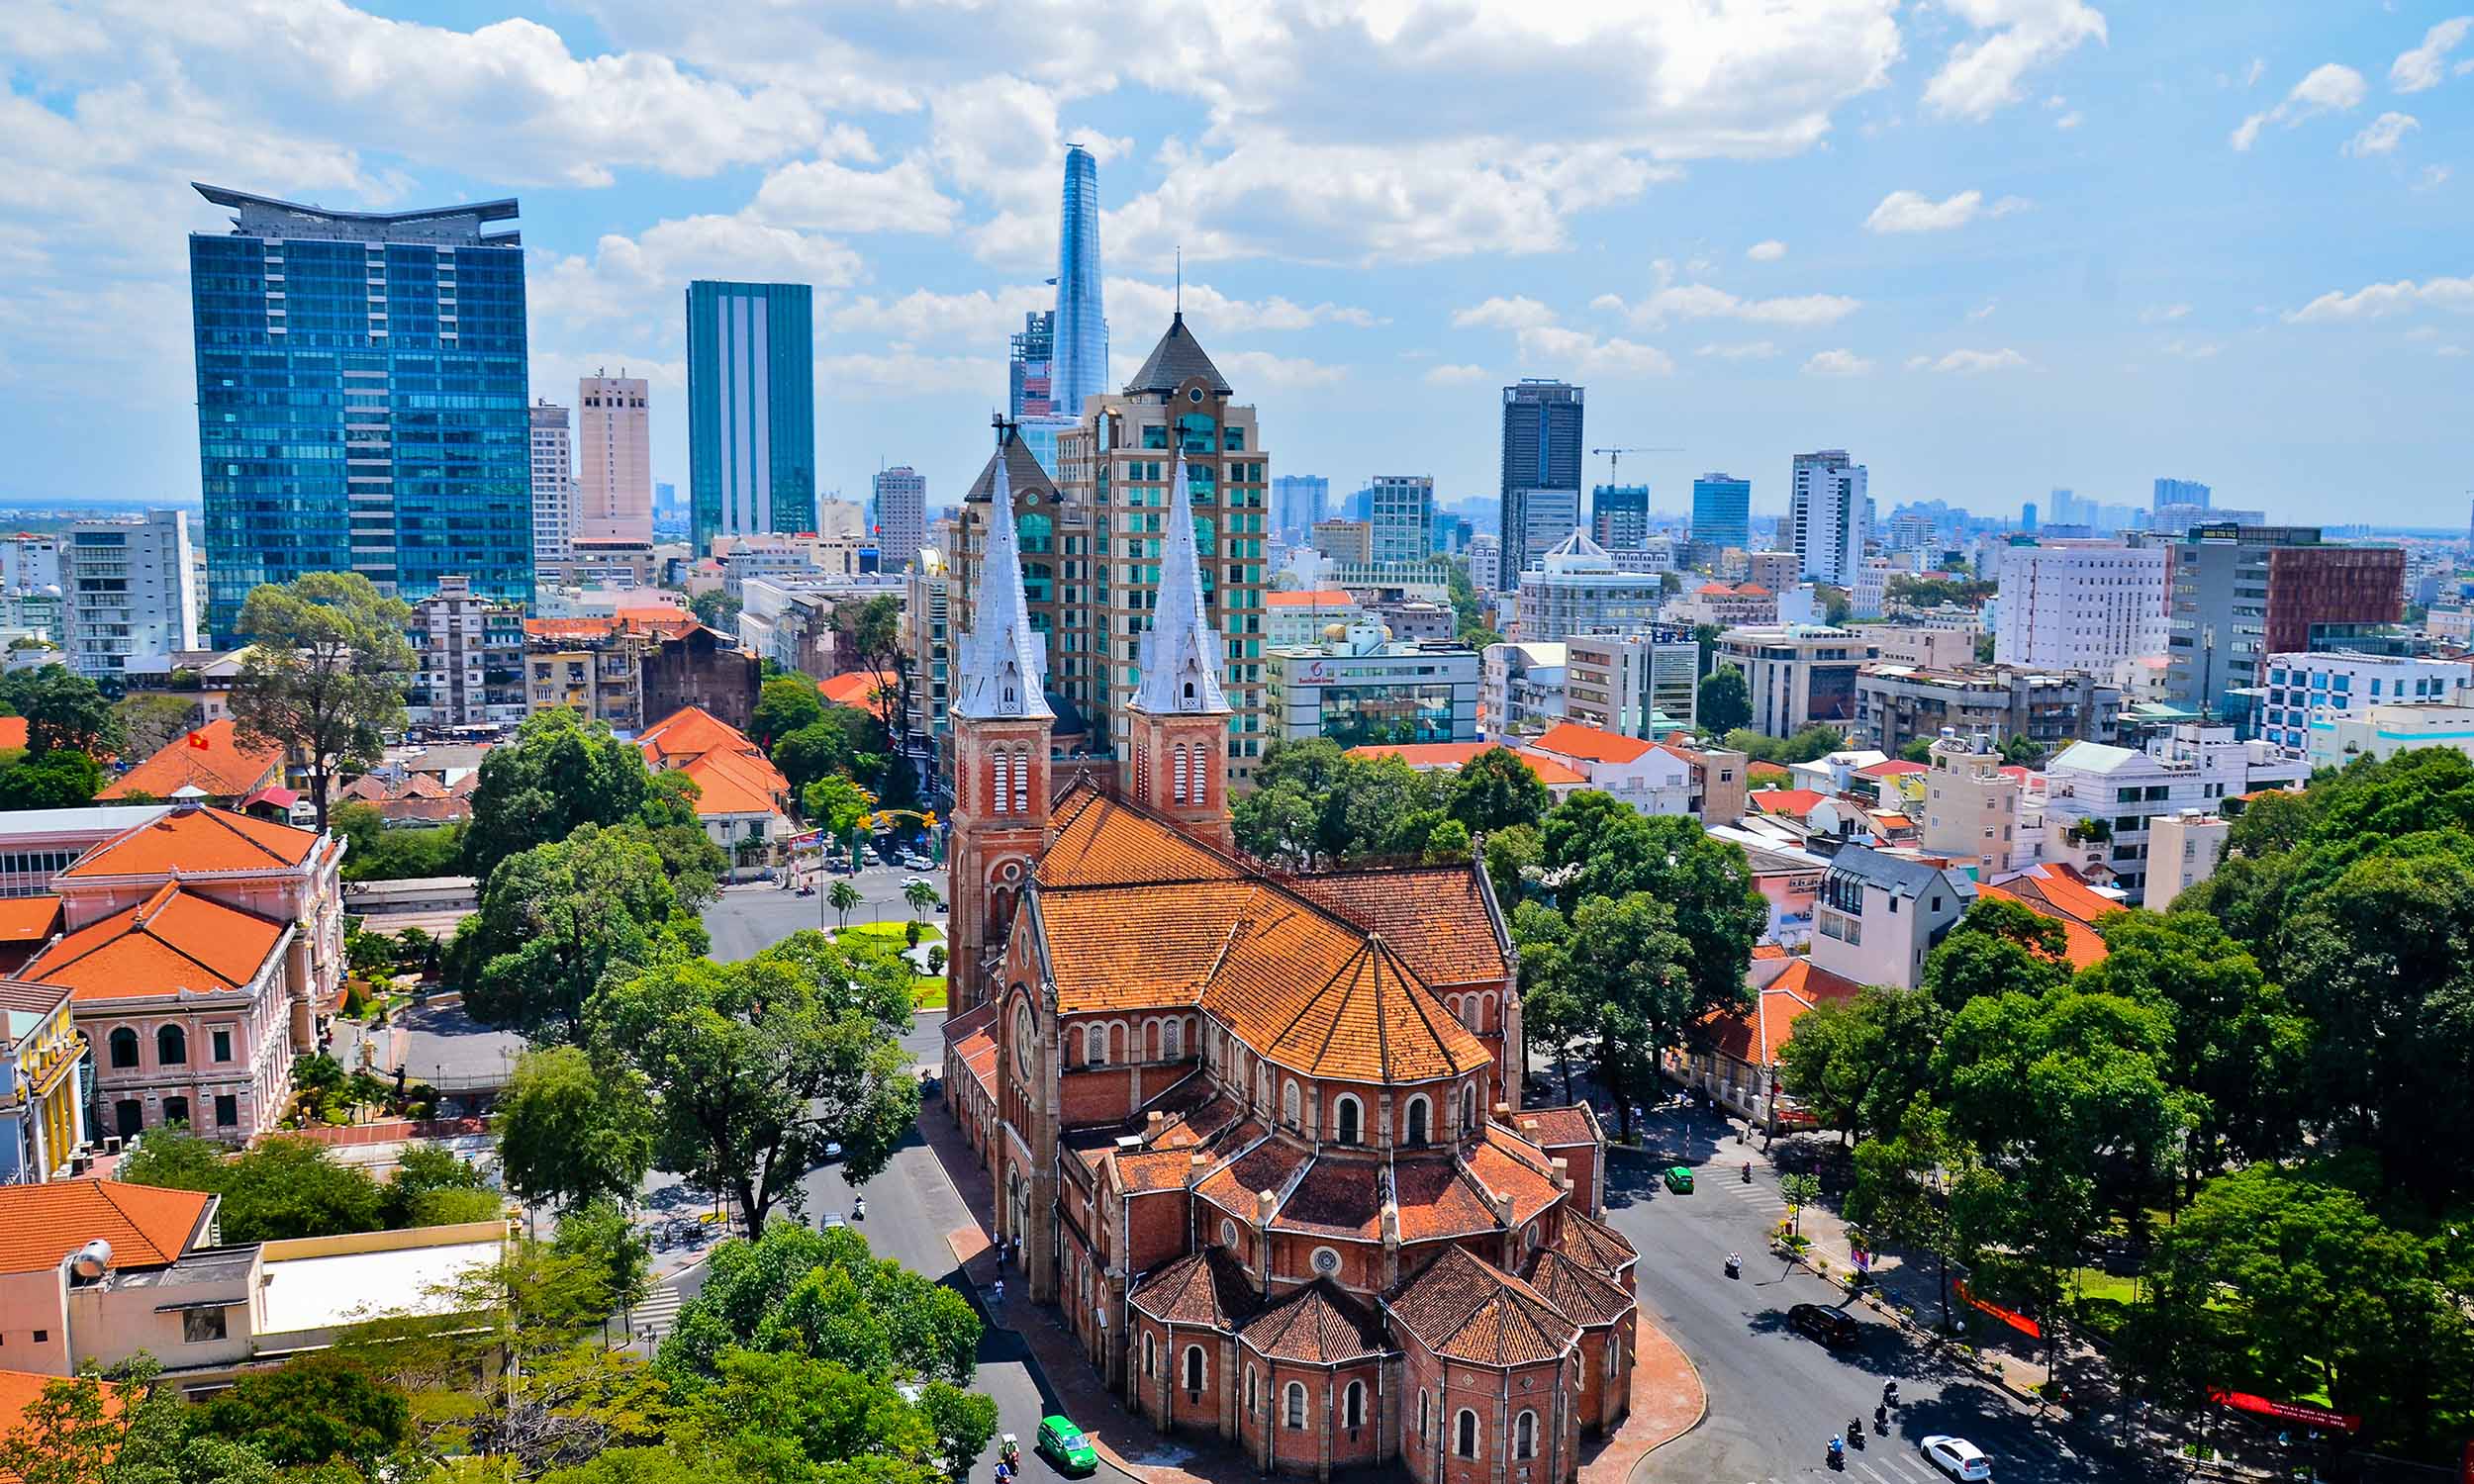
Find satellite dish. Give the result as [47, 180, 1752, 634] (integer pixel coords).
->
[70, 1239, 111, 1280]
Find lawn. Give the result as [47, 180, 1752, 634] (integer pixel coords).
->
[838, 921, 944, 944]
[831, 922, 948, 1009]
[2069, 1267, 2141, 1304]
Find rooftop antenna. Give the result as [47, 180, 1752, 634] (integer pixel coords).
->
[1175, 246, 1183, 317]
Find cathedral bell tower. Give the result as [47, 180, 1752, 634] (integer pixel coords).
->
[1121, 450, 1235, 853]
[947, 439, 1054, 1015]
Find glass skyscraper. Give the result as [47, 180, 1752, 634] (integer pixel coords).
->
[686, 280, 816, 555]
[190, 184, 532, 640]
[1498, 380, 1584, 589]
[1050, 145, 1107, 421]
[1690, 473, 1752, 555]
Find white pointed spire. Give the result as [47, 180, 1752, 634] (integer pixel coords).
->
[954, 448, 1053, 721]
[1133, 452, 1230, 716]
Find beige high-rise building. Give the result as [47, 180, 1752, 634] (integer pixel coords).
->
[1922, 730, 2021, 876]
[577, 371, 652, 543]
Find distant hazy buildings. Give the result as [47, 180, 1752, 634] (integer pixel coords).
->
[2154, 478, 2210, 510]
[1499, 380, 1585, 589]
[1050, 146, 1107, 420]
[1272, 474, 1329, 539]
[873, 466, 927, 573]
[62, 510, 198, 680]
[1691, 474, 1751, 555]
[687, 280, 816, 555]
[1993, 540, 2169, 673]
[576, 371, 651, 543]
[191, 184, 532, 638]
[1789, 450, 1869, 587]
[1368, 476, 1436, 564]
[529, 401, 576, 574]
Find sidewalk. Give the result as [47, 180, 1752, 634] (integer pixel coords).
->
[915, 1103, 1706, 1484]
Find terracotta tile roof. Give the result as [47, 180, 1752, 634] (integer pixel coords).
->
[62, 804, 317, 879]
[24, 884, 286, 1002]
[1976, 882, 2112, 970]
[1238, 1280, 1384, 1364]
[1387, 1155, 1499, 1241]
[1750, 788, 1828, 816]
[523, 616, 621, 640]
[1463, 1138, 1564, 1228]
[1508, 1104, 1599, 1149]
[1249, 936, 1490, 1083]
[97, 720, 282, 802]
[951, 1021, 998, 1100]
[1998, 861, 2124, 928]
[1038, 785, 1248, 888]
[678, 748, 790, 817]
[638, 705, 760, 767]
[0, 896, 61, 944]
[1856, 759, 1930, 779]
[1747, 761, 1792, 779]
[1036, 881, 1265, 1013]
[1264, 590, 1356, 609]
[1194, 1136, 1309, 1219]
[1553, 1210, 1637, 1279]
[1274, 1157, 1384, 1240]
[817, 669, 900, 719]
[1752, 943, 1788, 960]
[0, 717, 25, 752]
[0, 1368, 122, 1478]
[379, 796, 471, 827]
[1511, 751, 1590, 787]
[0, 1180, 212, 1273]
[1279, 864, 1508, 990]
[1523, 1248, 1634, 1328]
[1342, 743, 1587, 789]
[1529, 722, 1654, 765]
[1130, 1248, 1261, 1330]
[1700, 958, 1863, 1066]
[1115, 1149, 1203, 1194]
[1385, 1247, 1577, 1365]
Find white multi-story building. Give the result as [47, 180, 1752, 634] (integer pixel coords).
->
[1789, 449, 1869, 586]
[529, 401, 577, 573]
[2043, 723, 2307, 892]
[576, 372, 652, 544]
[1367, 475, 1436, 565]
[61, 510, 199, 681]
[1265, 590, 1363, 650]
[1564, 631, 1699, 739]
[1810, 844, 1976, 989]
[1993, 539, 2169, 673]
[1480, 640, 1568, 739]
[2144, 809, 2232, 908]
[1513, 530, 1666, 641]
[1, 535, 60, 600]
[2256, 650, 2474, 754]
[873, 466, 927, 574]
[1465, 535, 1502, 596]
[1712, 623, 1877, 738]
[1266, 624, 1481, 746]
[2306, 702, 2474, 769]
[1851, 556, 1896, 620]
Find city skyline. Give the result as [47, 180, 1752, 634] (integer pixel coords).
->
[6, 4, 2471, 529]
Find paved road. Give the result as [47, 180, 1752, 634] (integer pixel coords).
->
[1602, 1102, 2117, 1484]
[704, 862, 946, 962]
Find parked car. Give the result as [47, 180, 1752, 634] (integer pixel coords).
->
[1920, 1436, 1993, 1481]
[1035, 1415, 1098, 1476]
[1662, 1165, 1694, 1194]
[1786, 1302, 1861, 1349]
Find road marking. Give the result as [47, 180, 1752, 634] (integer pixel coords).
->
[628, 1280, 685, 1342]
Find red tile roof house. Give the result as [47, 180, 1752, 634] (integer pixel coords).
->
[1661, 957, 1861, 1133]
[637, 706, 794, 875]
[32, 805, 345, 1145]
[1521, 723, 1698, 817]
[1344, 742, 1590, 802]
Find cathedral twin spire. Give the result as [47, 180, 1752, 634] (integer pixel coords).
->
[1133, 453, 1231, 717]
[954, 453, 1054, 721]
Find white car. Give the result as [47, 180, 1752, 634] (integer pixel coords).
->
[1920, 1436, 1992, 1481]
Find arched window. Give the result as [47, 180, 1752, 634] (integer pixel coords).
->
[1110, 1023, 1126, 1062]
[1404, 1096, 1430, 1148]
[1605, 1338, 1622, 1377]
[1462, 1083, 1478, 1132]
[1173, 744, 1189, 804]
[1085, 1025, 1107, 1065]
[1257, 1066, 1272, 1110]
[156, 1025, 186, 1067]
[108, 1027, 139, 1068]
[1333, 1094, 1362, 1146]
[1285, 1383, 1307, 1431]
[1011, 747, 1029, 813]
[1146, 1021, 1163, 1061]
[1456, 1409, 1479, 1458]
[1344, 1380, 1366, 1430]
[992, 751, 1011, 815]
[1246, 1365, 1259, 1414]
[1418, 1391, 1429, 1438]
[1163, 1018, 1183, 1060]
[1462, 996, 1481, 1030]
[1184, 1345, 1205, 1392]
[1515, 1410, 1537, 1460]
[1282, 1080, 1301, 1128]
[1142, 1332, 1155, 1377]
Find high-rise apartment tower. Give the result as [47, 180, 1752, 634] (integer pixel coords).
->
[1789, 449, 1869, 587]
[686, 280, 816, 556]
[1498, 380, 1585, 589]
[1691, 473, 1752, 555]
[874, 466, 928, 572]
[576, 371, 651, 542]
[529, 401, 575, 574]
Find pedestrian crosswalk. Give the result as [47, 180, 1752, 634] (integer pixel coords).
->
[1721, 1169, 1789, 1222]
[627, 1280, 685, 1345]
[1718, 1434, 2079, 1484]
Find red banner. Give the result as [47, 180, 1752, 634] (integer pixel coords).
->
[2206, 1388, 2361, 1436]
[1953, 1279, 2042, 1340]
[2460, 1438, 2472, 1484]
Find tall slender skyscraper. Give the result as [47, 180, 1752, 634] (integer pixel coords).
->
[576, 370, 651, 542]
[1050, 146, 1107, 421]
[190, 183, 532, 638]
[529, 401, 575, 572]
[873, 466, 927, 572]
[1498, 380, 1585, 589]
[686, 281, 816, 555]
[1789, 449, 1869, 586]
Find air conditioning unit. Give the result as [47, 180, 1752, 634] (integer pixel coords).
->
[102, 1136, 122, 1155]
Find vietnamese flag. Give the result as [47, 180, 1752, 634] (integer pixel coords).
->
[2206, 1388, 2360, 1436]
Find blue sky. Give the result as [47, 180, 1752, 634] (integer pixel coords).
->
[2, 1, 2469, 527]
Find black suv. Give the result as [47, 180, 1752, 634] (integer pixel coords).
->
[1787, 1302, 1862, 1348]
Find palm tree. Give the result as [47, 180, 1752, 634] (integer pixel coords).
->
[904, 880, 941, 923]
[827, 880, 861, 932]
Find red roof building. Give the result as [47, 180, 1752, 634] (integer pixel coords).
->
[96, 720, 282, 805]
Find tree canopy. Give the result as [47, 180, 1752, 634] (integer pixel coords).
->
[1696, 664, 1751, 735]
[229, 573, 415, 836]
[457, 824, 708, 1047]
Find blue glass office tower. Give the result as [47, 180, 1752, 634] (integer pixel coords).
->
[1050, 146, 1107, 420]
[191, 184, 531, 640]
[1689, 472, 1752, 554]
[686, 281, 816, 556]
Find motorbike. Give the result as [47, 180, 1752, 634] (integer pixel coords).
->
[1874, 1406, 1889, 1434]
[1883, 1381, 1901, 1408]
[1848, 1420, 1864, 1450]
[998, 1435, 1020, 1471]
[852, 1195, 867, 1221]
[1724, 1252, 1742, 1280]
[1827, 1438, 1846, 1470]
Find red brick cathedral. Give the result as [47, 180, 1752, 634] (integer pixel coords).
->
[942, 448, 1637, 1483]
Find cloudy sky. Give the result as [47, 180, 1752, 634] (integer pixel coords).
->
[3, 1, 2469, 527]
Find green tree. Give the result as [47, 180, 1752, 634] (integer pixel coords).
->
[681, 1348, 941, 1484]
[827, 879, 861, 931]
[902, 881, 940, 922]
[461, 709, 655, 881]
[1562, 891, 1699, 1141]
[830, 596, 914, 758]
[773, 709, 889, 799]
[116, 1124, 228, 1188]
[1231, 781, 1319, 868]
[1481, 822, 1542, 907]
[188, 1351, 412, 1473]
[1508, 901, 1583, 1101]
[1847, 1098, 1975, 1328]
[554, 1198, 654, 1314]
[591, 934, 921, 1234]
[381, 1141, 493, 1228]
[1696, 664, 1752, 735]
[1777, 985, 1947, 1148]
[1777, 1171, 1823, 1238]
[0, 749, 101, 810]
[1897, 738, 1935, 765]
[229, 573, 416, 837]
[688, 589, 741, 634]
[1446, 747, 1551, 835]
[1919, 895, 2072, 1014]
[659, 1222, 980, 1387]
[0, 1359, 278, 1484]
[803, 775, 873, 834]
[751, 676, 827, 749]
[1541, 797, 1766, 1015]
[496, 1046, 657, 1213]
[124, 1133, 390, 1244]
[461, 825, 704, 1046]
[3, 665, 126, 760]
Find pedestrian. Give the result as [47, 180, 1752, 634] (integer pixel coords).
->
[993, 1277, 1005, 1306]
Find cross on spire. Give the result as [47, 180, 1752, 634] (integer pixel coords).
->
[1133, 452, 1231, 716]
[953, 441, 1053, 721]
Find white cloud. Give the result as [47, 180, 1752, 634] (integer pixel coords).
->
[1747, 239, 1788, 262]
[2159, 339, 2222, 359]
[1599, 265, 1859, 328]
[1802, 348, 1874, 377]
[1216, 349, 1348, 388]
[751, 157, 964, 233]
[2391, 17, 2473, 93]
[1918, 346, 2033, 372]
[1967, 302, 1998, 320]
[1454, 296, 1561, 331]
[2419, 164, 2454, 191]
[1423, 363, 1488, 384]
[2232, 63, 2369, 150]
[2244, 57, 2267, 88]
[1514, 325, 1674, 378]
[2141, 303, 2193, 323]
[2343, 112, 2420, 157]
[1108, 278, 1380, 332]
[816, 349, 1002, 399]
[2055, 110, 2083, 129]
[1696, 341, 1781, 360]
[2284, 274, 2474, 324]
[531, 213, 863, 331]
[2436, 344, 2470, 358]
[1923, 0, 2109, 122]
[825, 285, 1053, 345]
[1865, 188, 1992, 232]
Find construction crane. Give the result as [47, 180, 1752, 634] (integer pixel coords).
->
[1590, 445, 1683, 487]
